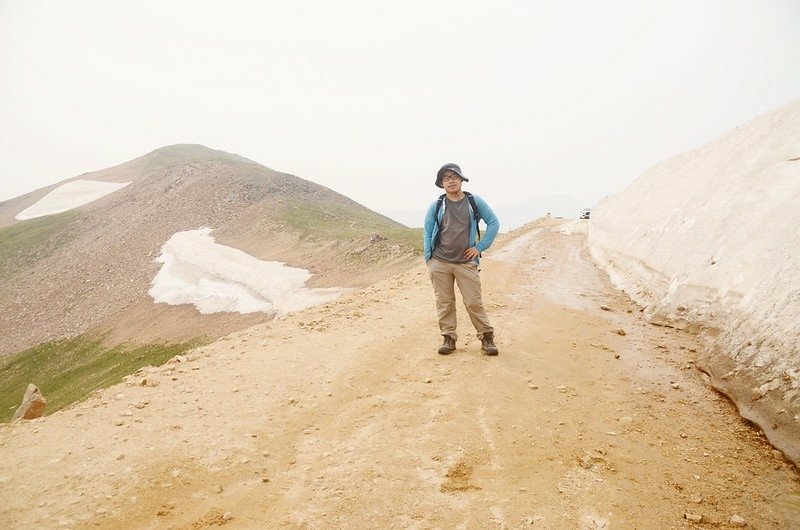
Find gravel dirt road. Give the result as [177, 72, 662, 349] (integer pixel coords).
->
[1, 219, 798, 529]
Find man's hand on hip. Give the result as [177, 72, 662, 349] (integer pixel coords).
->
[463, 247, 479, 261]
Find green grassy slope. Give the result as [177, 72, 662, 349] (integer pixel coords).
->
[0, 211, 79, 279]
[0, 335, 202, 422]
[280, 199, 421, 252]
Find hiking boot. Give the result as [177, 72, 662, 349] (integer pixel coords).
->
[438, 335, 456, 355]
[481, 332, 499, 356]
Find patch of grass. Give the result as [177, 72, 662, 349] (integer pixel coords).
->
[0, 211, 79, 279]
[0, 334, 203, 422]
[280, 199, 421, 252]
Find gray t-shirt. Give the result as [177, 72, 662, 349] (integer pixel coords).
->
[432, 196, 471, 263]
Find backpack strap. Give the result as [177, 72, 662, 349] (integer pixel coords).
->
[433, 194, 446, 224]
[432, 194, 446, 247]
[464, 191, 481, 243]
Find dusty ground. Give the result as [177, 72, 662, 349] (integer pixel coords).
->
[1, 220, 798, 529]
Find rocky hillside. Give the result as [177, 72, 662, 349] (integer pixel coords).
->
[0, 145, 419, 357]
[586, 100, 800, 464]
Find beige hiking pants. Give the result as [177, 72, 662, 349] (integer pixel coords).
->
[427, 258, 494, 341]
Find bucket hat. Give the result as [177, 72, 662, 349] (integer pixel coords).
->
[436, 163, 469, 188]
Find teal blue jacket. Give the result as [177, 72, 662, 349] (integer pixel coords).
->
[423, 193, 500, 263]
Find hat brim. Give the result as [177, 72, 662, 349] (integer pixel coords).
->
[435, 169, 469, 188]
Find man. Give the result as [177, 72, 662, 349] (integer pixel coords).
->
[423, 163, 500, 355]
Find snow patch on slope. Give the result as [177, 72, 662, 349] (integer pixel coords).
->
[15, 179, 131, 220]
[149, 228, 344, 316]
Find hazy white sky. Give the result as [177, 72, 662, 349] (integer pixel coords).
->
[2, 1, 799, 218]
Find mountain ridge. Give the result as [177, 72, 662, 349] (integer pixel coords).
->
[0, 145, 419, 357]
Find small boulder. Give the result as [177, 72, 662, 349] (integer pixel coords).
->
[13, 384, 47, 421]
[730, 514, 746, 527]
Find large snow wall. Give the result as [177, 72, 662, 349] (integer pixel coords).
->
[587, 100, 800, 465]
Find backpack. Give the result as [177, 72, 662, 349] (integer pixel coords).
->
[433, 191, 481, 245]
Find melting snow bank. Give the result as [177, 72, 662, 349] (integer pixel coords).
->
[587, 100, 800, 465]
[149, 228, 344, 316]
[15, 179, 131, 220]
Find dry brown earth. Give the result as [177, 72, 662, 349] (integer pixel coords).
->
[1, 219, 798, 529]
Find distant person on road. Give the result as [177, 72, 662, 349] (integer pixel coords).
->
[423, 163, 500, 355]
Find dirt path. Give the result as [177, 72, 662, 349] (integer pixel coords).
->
[1, 220, 798, 529]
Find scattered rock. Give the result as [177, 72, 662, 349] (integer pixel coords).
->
[528, 384, 539, 390]
[140, 377, 159, 388]
[730, 514, 747, 527]
[600, 305, 611, 311]
[578, 449, 608, 471]
[684, 513, 703, 523]
[671, 382, 681, 390]
[556, 385, 568, 393]
[751, 388, 764, 401]
[12, 384, 47, 420]
[223, 511, 234, 521]
[612, 329, 626, 336]
[424, 378, 432, 384]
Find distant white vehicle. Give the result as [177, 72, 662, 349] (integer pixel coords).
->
[579, 208, 591, 220]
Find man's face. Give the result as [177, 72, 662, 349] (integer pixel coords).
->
[441, 172, 463, 193]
